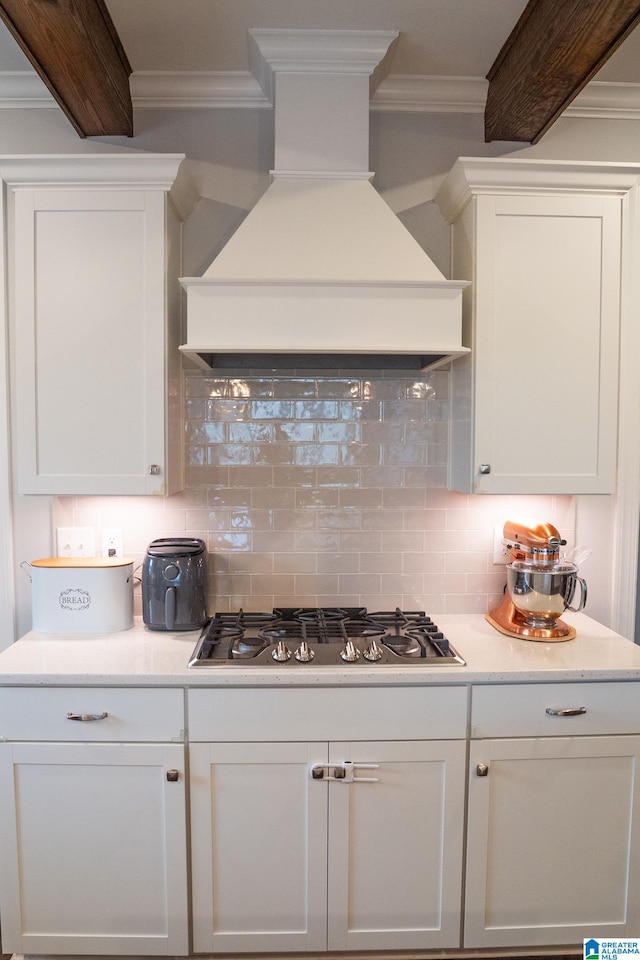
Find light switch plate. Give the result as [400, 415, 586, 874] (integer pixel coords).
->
[56, 527, 96, 557]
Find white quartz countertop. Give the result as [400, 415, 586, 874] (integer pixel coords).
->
[1, 613, 640, 686]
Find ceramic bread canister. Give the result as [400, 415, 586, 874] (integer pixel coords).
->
[22, 556, 134, 633]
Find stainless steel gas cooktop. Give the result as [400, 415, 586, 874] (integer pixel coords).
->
[188, 607, 465, 667]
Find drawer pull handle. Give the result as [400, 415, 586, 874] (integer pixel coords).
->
[66, 712, 108, 722]
[545, 706, 587, 717]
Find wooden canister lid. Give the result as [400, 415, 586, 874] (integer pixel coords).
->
[31, 557, 134, 568]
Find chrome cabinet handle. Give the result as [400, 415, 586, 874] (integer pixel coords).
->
[545, 706, 587, 717]
[66, 712, 108, 722]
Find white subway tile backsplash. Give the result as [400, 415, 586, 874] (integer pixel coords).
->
[361, 508, 404, 531]
[273, 510, 316, 531]
[317, 552, 364, 574]
[60, 370, 575, 615]
[360, 552, 404, 573]
[273, 552, 317, 574]
[295, 531, 341, 553]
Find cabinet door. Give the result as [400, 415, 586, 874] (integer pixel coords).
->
[327, 740, 465, 951]
[190, 741, 329, 953]
[465, 736, 640, 947]
[0, 741, 188, 955]
[450, 193, 620, 494]
[13, 187, 181, 495]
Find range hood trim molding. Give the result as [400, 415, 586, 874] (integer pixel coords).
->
[249, 28, 401, 103]
[181, 277, 470, 289]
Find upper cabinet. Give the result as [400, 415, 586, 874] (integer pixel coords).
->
[5, 155, 195, 496]
[435, 159, 634, 495]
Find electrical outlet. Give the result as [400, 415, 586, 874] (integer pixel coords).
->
[102, 529, 123, 558]
[492, 527, 509, 565]
[56, 527, 96, 557]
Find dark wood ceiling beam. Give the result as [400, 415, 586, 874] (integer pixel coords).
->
[485, 0, 640, 143]
[0, 0, 132, 138]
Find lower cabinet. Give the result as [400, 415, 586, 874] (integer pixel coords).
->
[465, 683, 640, 948]
[0, 688, 189, 956]
[3, 679, 640, 957]
[190, 738, 465, 953]
[188, 685, 468, 953]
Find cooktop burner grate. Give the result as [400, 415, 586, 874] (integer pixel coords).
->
[188, 607, 465, 667]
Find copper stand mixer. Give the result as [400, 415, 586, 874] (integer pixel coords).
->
[486, 519, 587, 642]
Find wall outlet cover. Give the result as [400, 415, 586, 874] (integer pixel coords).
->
[102, 529, 123, 557]
[492, 527, 509, 565]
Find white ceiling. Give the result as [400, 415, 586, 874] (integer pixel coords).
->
[101, 0, 640, 81]
[0, 1, 639, 114]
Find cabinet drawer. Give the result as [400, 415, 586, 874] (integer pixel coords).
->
[471, 682, 640, 738]
[188, 686, 468, 741]
[0, 687, 185, 741]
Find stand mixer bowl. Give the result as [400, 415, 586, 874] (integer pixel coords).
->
[506, 560, 587, 628]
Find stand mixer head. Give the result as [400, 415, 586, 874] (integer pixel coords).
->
[486, 519, 587, 641]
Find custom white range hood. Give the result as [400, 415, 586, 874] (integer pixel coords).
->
[180, 29, 469, 370]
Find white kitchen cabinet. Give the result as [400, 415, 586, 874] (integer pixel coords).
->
[188, 686, 467, 953]
[465, 682, 640, 947]
[325, 738, 465, 952]
[435, 159, 625, 495]
[6, 155, 192, 496]
[189, 740, 328, 953]
[0, 686, 189, 956]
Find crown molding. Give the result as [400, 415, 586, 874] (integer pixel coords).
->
[371, 76, 488, 113]
[0, 69, 639, 119]
[0, 151, 197, 218]
[0, 152, 185, 186]
[130, 71, 270, 109]
[568, 81, 640, 120]
[0, 71, 55, 107]
[435, 157, 640, 223]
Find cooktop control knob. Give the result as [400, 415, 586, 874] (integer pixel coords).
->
[363, 638, 383, 661]
[295, 640, 315, 662]
[271, 640, 291, 663]
[340, 639, 360, 662]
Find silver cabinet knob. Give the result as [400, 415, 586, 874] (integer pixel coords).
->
[340, 640, 360, 662]
[476, 762, 489, 777]
[166, 769, 179, 782]
[363, 638, 383, 661]
[271, 640, 291, 662]
[478, 464, 491, 475]
[295, 640, 315, 662]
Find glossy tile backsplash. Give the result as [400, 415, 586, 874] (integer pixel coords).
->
[59, 369, 575, 615]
